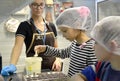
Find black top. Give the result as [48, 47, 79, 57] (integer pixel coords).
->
[15, 21, 57, 53]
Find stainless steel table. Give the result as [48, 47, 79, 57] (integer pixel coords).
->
[1, 72, 69, 81]
[1, 73, 24, 81]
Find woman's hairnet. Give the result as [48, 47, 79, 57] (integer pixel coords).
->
[91, 16, 120, 55]
[56, 6, 92, 31]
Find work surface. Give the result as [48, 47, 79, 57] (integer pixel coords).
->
[1, 72, 70, 81]
[1, 73, 24, 81]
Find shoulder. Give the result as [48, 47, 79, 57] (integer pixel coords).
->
[70, 40, 77, 47]
[20, 21, 30, 26]
[18, 21, 31, 29]
[16, 20, 32, 36]
[85, 39, 95, 49]
[87, 39, 95, 45]
[47, 22, 57, 37]
[18, 21, 28, 28]
[49, 22, 56, 29]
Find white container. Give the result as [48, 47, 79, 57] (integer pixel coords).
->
[25, 57, 42, 75]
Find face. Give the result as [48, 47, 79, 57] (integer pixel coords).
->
[94, 42, 111, 61]
[59, 26, 79, 41]
[30, 0, 45, 17]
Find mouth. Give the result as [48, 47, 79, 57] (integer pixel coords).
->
[35, 11, 42, 15]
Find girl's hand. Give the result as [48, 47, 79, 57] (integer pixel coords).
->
[52, 58, 62, 71]
[34, 45, 46, 54]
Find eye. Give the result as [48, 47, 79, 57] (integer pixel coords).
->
[40, 3, 44, 6]
[31, 3, 37, 6]
[31, 3, 38, 8]
[31, 2, 45, 8]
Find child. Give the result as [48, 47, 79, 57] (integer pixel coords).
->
[70, 16, 120, 81]
[34, 6, 97, 77]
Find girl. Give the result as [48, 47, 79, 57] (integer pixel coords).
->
[34, 6, 97, 77]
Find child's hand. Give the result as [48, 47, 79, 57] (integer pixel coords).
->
[34, 45, 46, 54]
[52, 58, 62, 71]
[69, 73, 86, 81]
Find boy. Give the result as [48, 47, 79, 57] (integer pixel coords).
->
[70, 16, 120, 81]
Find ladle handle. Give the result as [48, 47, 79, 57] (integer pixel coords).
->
[34, 50, 38, 57]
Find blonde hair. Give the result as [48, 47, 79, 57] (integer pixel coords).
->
[45, 12, 53, 22]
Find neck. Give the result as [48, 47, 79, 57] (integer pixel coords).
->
[76, 31, 90, 44]
[32, 15, 43, 23]
[110, 55, 120, 71]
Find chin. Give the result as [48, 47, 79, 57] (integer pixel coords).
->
[36, 14, 42, 16]
[34, 12, 42, 16]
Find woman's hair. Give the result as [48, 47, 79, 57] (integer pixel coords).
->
[45, 12, 53, 22]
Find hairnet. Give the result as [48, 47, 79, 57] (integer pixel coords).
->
[56, 6, 92, 31]
[91, 16, 120, 55]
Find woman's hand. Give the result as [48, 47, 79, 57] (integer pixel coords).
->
[52, 58, 62, 71]
[34, 45, 46, 54]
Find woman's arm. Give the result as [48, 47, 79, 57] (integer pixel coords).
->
[54, 38, 58, 48]
[1, 36, 24, 76]
[10, 36, 24, 65]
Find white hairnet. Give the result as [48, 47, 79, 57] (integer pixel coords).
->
[91, 16, 120, 55]
[56, 6, 92, 31]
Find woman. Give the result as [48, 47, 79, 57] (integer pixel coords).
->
[1, 0, 61, 76]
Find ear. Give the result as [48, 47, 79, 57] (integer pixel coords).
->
[109, 40, 118, 51]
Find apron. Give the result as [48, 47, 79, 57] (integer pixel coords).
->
[26, 18, 56, 70]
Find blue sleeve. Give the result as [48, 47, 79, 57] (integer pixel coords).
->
[81, 66, 96, 81]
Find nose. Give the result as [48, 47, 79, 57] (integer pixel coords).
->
[37, 5, 41, 9]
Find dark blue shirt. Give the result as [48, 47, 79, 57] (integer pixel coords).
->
[81, 62, 120, 81]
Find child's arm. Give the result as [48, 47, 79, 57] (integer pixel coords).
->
[34, 45, 71, 58]
[70, 73, 87, 81]
[70, 65, 96, 81]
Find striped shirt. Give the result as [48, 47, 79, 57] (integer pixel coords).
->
[44, 39, 97, 77]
